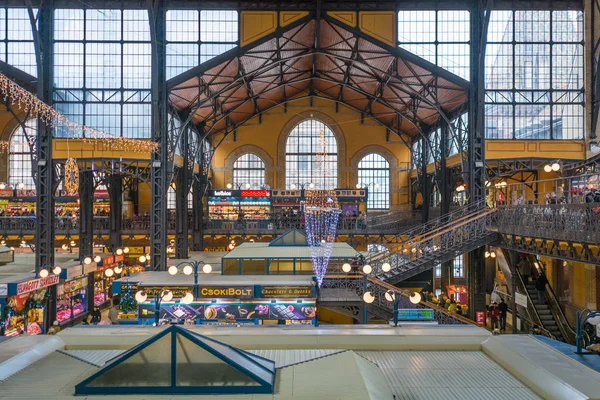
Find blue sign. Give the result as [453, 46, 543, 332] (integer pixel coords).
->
[396, 308, 434, 321]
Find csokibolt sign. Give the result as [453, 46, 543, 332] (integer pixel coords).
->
[197, 286, 253, 299]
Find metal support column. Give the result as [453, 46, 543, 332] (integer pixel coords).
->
[420, 140, 430, 223]
[33, 1, 55, 271]
[108, 174, 123, 252]
[509, 251, 518, 334]
[191, 177, 204, 251]
[439, 123, 453, 294]
[175, 170, 189, 258]
[78, 170, 94, 257]
[149, 0, 168, 270]
[467, 1, 490, 319]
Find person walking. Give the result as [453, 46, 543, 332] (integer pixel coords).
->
[535, 273, 548, 305]
[90, 306, 101, 325]
[488, 302, 500, 330]
[108, 300, 120, 325]
[498, 299, 508, 332]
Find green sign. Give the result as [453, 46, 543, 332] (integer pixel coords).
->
[396, 308, 434, 321]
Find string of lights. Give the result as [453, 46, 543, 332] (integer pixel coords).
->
[0, 73, 158, 154]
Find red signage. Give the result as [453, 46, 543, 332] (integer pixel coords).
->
[0, 189, 13, 198]
[16, 189, 36, 197]
[115, 254, 125, 263]
[94, 190, 109, 197]
[241, 190, 270, 197]
[475, 311, 486, 327]
[16, 275, 60, 295]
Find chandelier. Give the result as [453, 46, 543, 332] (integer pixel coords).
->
[64, 158, 79, 195]
[304, 127, 341, 287]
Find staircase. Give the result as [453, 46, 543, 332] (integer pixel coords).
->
[524, 281, 563, 341]
[366, 201, 498, 285]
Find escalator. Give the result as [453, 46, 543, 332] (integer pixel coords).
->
[494, 249, 575, 343]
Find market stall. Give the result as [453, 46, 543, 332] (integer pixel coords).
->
[207, 189, 271, 229]
[94, 254, 125, 308]
[56, 263, 92, 326]
[112, 273, 317, 326]
[0, 273, 59, 336]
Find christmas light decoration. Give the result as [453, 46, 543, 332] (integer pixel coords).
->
[0, 73, 158, 153]
[64, 158, 79, 195]
[304, 127, 341, 287]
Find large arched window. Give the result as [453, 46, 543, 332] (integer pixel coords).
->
[233, 153, 265, 189]
[9, 119, 36, 190]
[358, 153, 390, 210]
[285, 119, 337, 189]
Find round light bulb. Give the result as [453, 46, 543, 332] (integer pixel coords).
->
[0, 183, 5, 190]
[182, 265, 193, 275]
[168, 265, 178, 275]
[384, 290, 395, 302]
[544, 165, 552, 173]
[180, 292, 194, 304]
[290, 183, 297, 190]
[116, 248, 123, 256]
[245, 183, 251, 189]
[20, 239, 26, 245]
[161, 290, 173, 302]
[362, 264, 372, 274]
[135, 291, 148, 303]
[53, 266, 62, 275]
[70, 241, 76, 247]
[226, 183, 233, 189]
[308, 183, 314, 189]
[202, 264, 213, 274]
[342, 263, 351, 273]
[94, 255, 101, 263]
[551, 162, 560, 171]
[62, 244, 68, 250]
[83, 256, 92, 265]
[17, 183, 24, 190]
[39, 268, 49, 278]
[363, 291, 375, 304]
[114, 266, 123, 274]
[490, 252, 496, 258]
[485, 251, 490, 258]
[356, 183, 361, 189]
[104, 268, 114, 277]
[0, 240, 5, 245]
[375, 183, 380, 189]
[409, 292, 422, 304]
[123, 247, 130, 254]
[138, 255, 147, 263]
[381, 262, 391, 272]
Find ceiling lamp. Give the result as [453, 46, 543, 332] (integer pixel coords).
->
[39, 269, 49, 278]
[115, 248, 123, 256]
[16, 182, 24, 190]
[342, 263, 351, 273]
[83, 256, 92, 265]
[381, 262, 391, 272]
[226, 183, 233, 189]
[490, 252, 496, 258]
[551, 162, 561, 171]
[245, 183, 251, 189]
[356, 183, 362, 189]
[138, 255, 147, 263]
[53, 266, 62, 275]
[123, 247, 130, 254]
[94, 255, 101, 263]
[104, 268, 114, 277]
[61, 243, 69, 250]
[485, 251, 491, 258]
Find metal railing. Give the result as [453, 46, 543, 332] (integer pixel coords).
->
[493, 289, 558, 340]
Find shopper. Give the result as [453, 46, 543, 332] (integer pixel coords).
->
[47, 321, 61, 335]
[108, 300, 120, 325]
[535, 273, 548, 305]
[90, 306, 101, 325]
[498, 299, 508, 332]
[488, 302, 500, 330]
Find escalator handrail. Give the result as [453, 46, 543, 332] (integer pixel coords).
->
[529, 259, 577, 344]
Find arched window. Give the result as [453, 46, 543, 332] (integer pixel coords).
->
[167, 186, 192, 209]
[233, 153, 265, 189]
[9, 119, 36, 190]
[358, 153, 390, 210]
[285, 119, 337, 189]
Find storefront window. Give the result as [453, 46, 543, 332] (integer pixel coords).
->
[56, 276, 88, 324]
[2, 288, 48, 336]
[241, 259, 266, 275]
[268, 259, 294, 274]
[295, 260, 314, 275]
[222, 259, 239, 275]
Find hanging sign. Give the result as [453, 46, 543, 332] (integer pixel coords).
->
[260, 286, 313, 298]
[515, 292, 528, 308]
[475, 311, 486, 326]
[212, 190, 233, 197]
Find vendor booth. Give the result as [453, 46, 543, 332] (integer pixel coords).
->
[112, 273, 317, 326]
[0, 273, 59, 336]
[94, 253, 125, 308]
[56, 260, 97, 326]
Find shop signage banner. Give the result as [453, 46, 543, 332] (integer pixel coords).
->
[0, 283, 7, 296]
[197, 286, 254, 299]
[139, 301, 317, 321]
[212, 190, 233, 197]
[0, 189, 13, 198]
[66, 265, 83, 280]
[115, 254, 125, 263]
[83, 262, 97, 275]
[260, 286, 313, 298]
[16, 275, 60, 295]
[241, 190, 270, 197]
[16, 189, 36, 197]
[396, 308, 434, 321]
[515, 292, 528, 308]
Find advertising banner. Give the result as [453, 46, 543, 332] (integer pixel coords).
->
[260, 286, 313, 298]
[139, 301, 317, 321]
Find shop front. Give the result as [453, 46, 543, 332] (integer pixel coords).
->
[207, 190, 271, 230]
[94, 254, 125, 308]
[56, 264, 90, 326]
[0, 273, 60, 336]
[112, 274, 317, 326]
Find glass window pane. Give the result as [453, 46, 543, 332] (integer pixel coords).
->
[9, 119, 36, 190]
[358, 153, 390, 210]
[233, 153, 265, 189]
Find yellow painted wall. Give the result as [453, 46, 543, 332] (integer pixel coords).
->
[318, 307, 355, 325]
[571, 262, 587, 308]
[486, 140, 586, 161]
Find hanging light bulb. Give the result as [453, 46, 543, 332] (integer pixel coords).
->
[53, 266, 62, 275]
[544, 164, 552, 173]
[168, 265, 178, 275]
[356, 183, 362, 189]
[551, 162, 560, 171]
[308, 183, 314, 189]
[409, 292, 422, 304]
[182, 265, 193, 275]
[138, 255, 147, 263]
[381, 262, 391, 272]
[245, 183, 251, 189]
[485, 251, 490, 258]
[363, 291, 375, 303]
[62, 243, 69, 250]
[16, 182, 24, 190]
[70, 240, 76, 247]
[0, 183, 5, 190]
[104, 268, 114, 277]
[384, 290, 395, 302]
[94, 255, 101, 263]
[0, 239, 5, 245]
[39, 268, 49, 278]
[115, 248, 123, 256]
[83, 256, 92, 265]
[135, 290, 148, 303]
[180, 292, 194, 304]
[362, 264, 372, 274]
[123, 247, 130, 254]
[226, 183, 233, 189]
[490, 252, 496, 259]
[290, 183, 297, 190]
[161, 290, 173, 302]
[114, 266, 123, 274]
[342, 263, 351, 273]
[375, 183, 380, 189]
[202, 264, 212, 274]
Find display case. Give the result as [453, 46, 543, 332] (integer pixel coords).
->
[1, 289, 48, 337]
[56, 276, 88, 324]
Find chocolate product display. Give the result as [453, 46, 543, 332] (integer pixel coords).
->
[138, 302, 316, 320]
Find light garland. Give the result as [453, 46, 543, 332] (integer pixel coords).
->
[64, 157, 79, 195]
[303, 128, 341, 287]
[0, 73, 158, 153]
